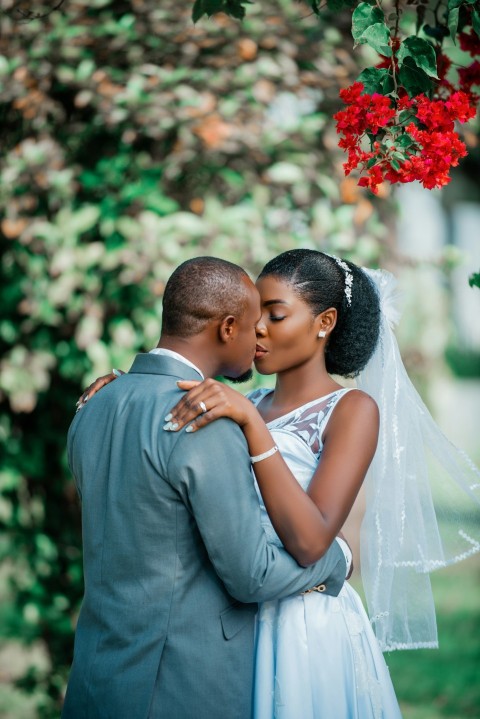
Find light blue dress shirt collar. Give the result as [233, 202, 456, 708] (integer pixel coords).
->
[149, 348, 205, 380]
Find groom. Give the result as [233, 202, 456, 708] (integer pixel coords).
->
[62, 257, 348, 719]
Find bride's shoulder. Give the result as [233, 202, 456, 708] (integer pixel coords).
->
[340, 387, 377, 408]
[329, 388, 379, 427]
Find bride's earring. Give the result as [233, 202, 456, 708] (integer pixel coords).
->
[318, 330, 326, 338]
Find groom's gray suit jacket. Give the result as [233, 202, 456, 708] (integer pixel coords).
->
[62, 353, 346, 719]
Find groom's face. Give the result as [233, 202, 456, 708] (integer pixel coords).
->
[222, 278, 261, 383]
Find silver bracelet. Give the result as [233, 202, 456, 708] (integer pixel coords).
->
[250, 445, 279, 464]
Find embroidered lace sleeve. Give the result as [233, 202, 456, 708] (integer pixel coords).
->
[262, 389, 353, 459]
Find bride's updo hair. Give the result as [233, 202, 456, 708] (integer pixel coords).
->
[258, 249, 381, 378]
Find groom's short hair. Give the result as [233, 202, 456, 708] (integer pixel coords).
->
[161, 257, 251, 338]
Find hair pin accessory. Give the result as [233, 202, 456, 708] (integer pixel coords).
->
[333, 257, 353, 307]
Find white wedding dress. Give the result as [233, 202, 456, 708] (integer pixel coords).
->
[248, 388, 402, 719]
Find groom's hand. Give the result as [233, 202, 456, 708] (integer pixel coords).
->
[337, 531, 354, 580]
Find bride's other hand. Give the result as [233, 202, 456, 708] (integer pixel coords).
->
[76, 370, 124, 411]
[164, 379, 254, 433]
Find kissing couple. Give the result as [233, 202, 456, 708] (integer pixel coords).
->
[63, 250, 480, 719]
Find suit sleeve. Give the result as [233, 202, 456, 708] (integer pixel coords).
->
[67, 416, 83, 501]
[166, 418, 346, 603]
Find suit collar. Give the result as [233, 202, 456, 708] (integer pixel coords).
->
[128, 353, 204, 381]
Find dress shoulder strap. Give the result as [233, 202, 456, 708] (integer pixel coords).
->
[317, 387, 357, 447]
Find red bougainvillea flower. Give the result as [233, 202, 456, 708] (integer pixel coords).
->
[458, 29, 480, 57]
[335, 81, 477, 193]
[415, 91, 475, 131]
[436, 52, 452, 81]
[365, 94, 396, 133]
[458, 60, 480, 93]
[444, 90, 477, 123]
[415, 95, 455, 131]
[397, 95, 414, 111]
[406, 123, 468, 189]
[335, 83, 396, 143]
[338, 81, 365, 105]
[358, 165, 384, 194]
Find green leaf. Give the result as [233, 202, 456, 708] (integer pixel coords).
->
[352, 2, 384, 43]
[398, 56, 434, 97]
[448, 6, 460, 41]
[192, 0, 225, 23]
[473, 9, 480, 37]
[357, 67, 394, 95]
[327, 0, 354, 9]
[225, 0, 249, 20]
[192, 0, 205, 23]
[307, 0, 321, 14]
[469, 272, 480, 289]
[361, 23, 392, 56]
[424, 24, 450, 40]
[266, 162, 304, 184]
[397, 37, 438, 79]
[396, 133, 415, 149]
[67, 206, 101, 236]
[398, 109, 415, 125]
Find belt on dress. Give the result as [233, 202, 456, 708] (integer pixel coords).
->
[301, 583, 326, 594]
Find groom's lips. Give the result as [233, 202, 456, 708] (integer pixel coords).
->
[255, 344, 268, 360]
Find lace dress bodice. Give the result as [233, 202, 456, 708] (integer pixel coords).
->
[248, 387, 353, 547]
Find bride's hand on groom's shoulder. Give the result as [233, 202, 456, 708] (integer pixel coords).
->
[164, 379, 255, 434]
[76, 370, 124, 412]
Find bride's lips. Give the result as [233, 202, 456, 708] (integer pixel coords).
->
[255, 344, 268, 360]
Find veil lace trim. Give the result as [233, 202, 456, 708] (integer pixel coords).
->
[358, 269, 480, 651]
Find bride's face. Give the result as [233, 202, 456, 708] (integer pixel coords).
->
[254, 275, 324, 375]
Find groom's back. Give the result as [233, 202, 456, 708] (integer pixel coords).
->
[62, 359, 256, 719]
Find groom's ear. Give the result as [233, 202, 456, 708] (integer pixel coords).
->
[218, 315, 237, 343]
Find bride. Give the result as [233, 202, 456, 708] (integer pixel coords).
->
[81, 249, 480, 718]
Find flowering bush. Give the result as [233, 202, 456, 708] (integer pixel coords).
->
[333, 0, 480, 192]
[194, 0, 480, 193]
[334, 84, 476, 192]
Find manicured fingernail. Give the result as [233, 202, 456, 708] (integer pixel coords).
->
[83, 395, 89, 403]
[185, 425, 194, 433]
[76, 403, 84, 412]
[163, 422, 179, 431]
[164, 413, 173, 422]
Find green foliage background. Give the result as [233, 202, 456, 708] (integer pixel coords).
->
[0, 1, 477, 717]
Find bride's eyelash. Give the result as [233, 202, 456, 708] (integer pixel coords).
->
[269, 315, 286, 322]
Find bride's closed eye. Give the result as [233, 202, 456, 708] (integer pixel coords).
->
[269, 315, 286, 322]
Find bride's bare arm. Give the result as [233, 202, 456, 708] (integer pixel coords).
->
[169, 380, 379, 567]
